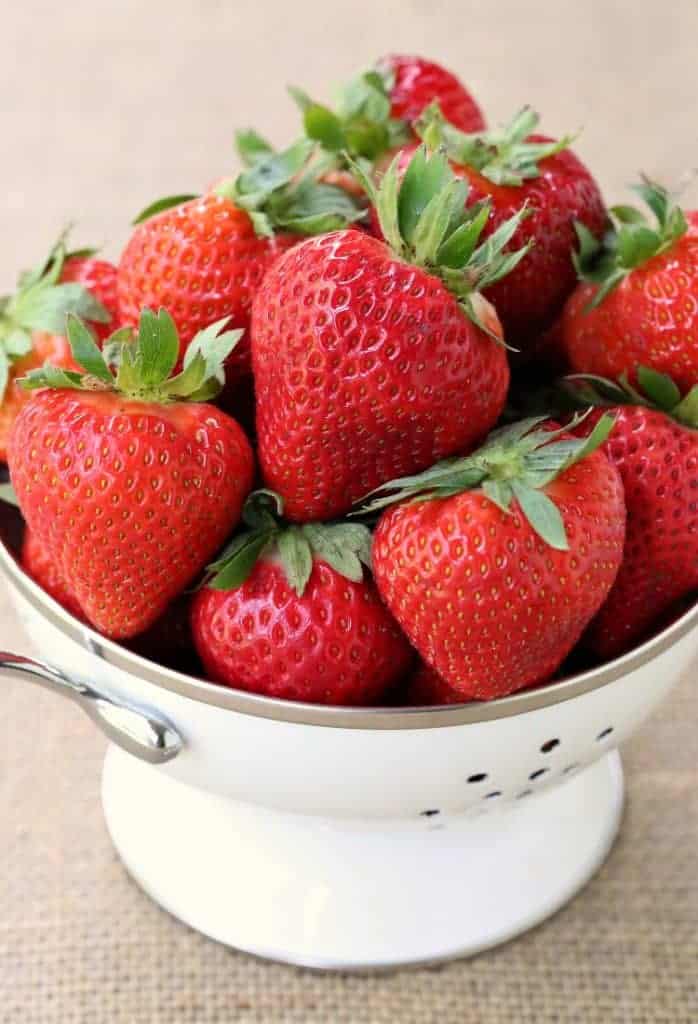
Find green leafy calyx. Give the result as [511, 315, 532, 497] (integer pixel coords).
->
[0, 231, 110, 404]
[416, 104, 573, 187]
[216, 137, 365, 238]
[19, 308, 241, 404]
[563, 366, 698, 430]
[355, 413, 615, 551]
[289, 67, 409, 171]
[352, 145, 531, 336]
[206, 490, 373, 596]
[573, 177, 688, 308]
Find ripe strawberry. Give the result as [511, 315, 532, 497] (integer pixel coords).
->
[406, 661, 465, 705]
[8, 309, 254, 639]
[561, 181, 698, 391]
[0, 234, 111, 461]
[288, 58, 483, 200]
[252, 146, 529, 522]
[117, 141, 363, 379]
[191, 491, 413, 704]
[401, 105, 607, 351]
[60, 256, 119, 341]
[21, 527, 85, 620]
[377, 54, 485, 134]
[564, 367, 698, 657]
[365, 415, 625, 700]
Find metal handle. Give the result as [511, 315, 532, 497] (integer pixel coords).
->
[1, 651, 183, 763]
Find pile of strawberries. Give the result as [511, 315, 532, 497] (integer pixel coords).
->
[2, 55, 697, 706]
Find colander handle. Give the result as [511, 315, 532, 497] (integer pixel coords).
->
[0, 650, 183, 764]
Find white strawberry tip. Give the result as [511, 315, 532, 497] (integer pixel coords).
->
[205, 489, 373, 597]
[352, 411, 616, 552]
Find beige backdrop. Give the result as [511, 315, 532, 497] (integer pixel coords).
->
[1, 2, 697, 1022]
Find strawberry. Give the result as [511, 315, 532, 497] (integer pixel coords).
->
[287, 57, 483, 199]
[117, 141, 363, 379]
[377, 54, 485, 134]
[8, 309, 254, 639]
[59, 255, 119, 341]
[0, 234, 112, 461]
[21, 527, 85, 620]
[561, 180, 698, 391]
[363, 415, 625, 700]
[564, 366, 698, 657]
[191, 491, 413, 704]
[252, 146, 529, 522]
[406, 661, 465, 705]
[405, 106, 607, 352]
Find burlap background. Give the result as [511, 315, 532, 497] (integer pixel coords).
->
[1, 2, 697, 1021]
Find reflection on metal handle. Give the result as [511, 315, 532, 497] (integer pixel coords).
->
[0, 651, 183, 763]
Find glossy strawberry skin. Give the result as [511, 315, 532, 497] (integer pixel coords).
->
[117, 194, 298, 377]
[378, 141, 607, 352]
[372, 447, 626, 700]
[0, 333, 76, 462]
[8, 392, 254, 639]
[252, 229, 510, 522]
[562, 213, 698, 391]
[61, 257, 120, 341]
[21, 527, 85, 620]
[574, 407, 698, 658]
[378, 54, 485, 134]
[191, 558, 413, 705]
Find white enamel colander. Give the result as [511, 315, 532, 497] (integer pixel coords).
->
[1, 502, 695, 971]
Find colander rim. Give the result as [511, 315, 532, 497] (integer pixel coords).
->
[1, 530, 695, 730]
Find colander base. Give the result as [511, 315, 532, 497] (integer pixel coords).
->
[102, 745, 624, 971]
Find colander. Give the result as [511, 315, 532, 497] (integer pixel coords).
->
[1, 500, 695, 971]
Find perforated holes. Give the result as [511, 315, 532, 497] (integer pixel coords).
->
[596, 727, 614, 741]
[484, 791, 502, 800]
[420, 809, 440, 818]
[529, 768, 549, 781]
[467, 773, 488, 783]
[540, 738, 560, 753]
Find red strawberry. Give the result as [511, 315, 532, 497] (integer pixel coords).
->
[406, 662, 465, 705]
[365, 415, 626, 700]
[377, 54, 485, 134]
[252, 147, 528, 522]
[60, 256, 119, 341]
[565, 367, 698, 657]
[21, 527, 85, 620]
[392, 106, 607, 351]
[0, 234, 111, 461]
[117, 141, 363, 378]
[8, 309, 254, 639]
[561, 181, 698, 391]
[191, 491, 412, 704]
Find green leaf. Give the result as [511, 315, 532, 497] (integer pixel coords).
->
[511, 481, 568, 551]
[481, 478, 514, 514]
[672, 385, 698, 429]
[208, 531, 274, 590]
[636, 365, 682, 411]
[164, 352, 208, 398]
[303, 104, 346, 152]
[183, 316, 242, 384]
[0, 481, 19, 506]
[3, 327, 32, 359]
[235, 138, 313, 206]
[12, 281, 109, 333]
[572, 220, 603, 275]
[398, 147, 451, 247]
[19, 365, 84, 391]
[617, 224, 662, 268]
[371, 152, 404, 255]
[301, 521, 372, 581]
[235, 129, 275, 167]
[610, 204, 646, 225]
[412, 179, 469, 266]
[66, 315, 112, 382]
[278, 528, 314, 596]
[135, 308, 180, 388]
[437, 202, 490, 268]
[132, 194, 199, 225]
[271, 180, 364, 236]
